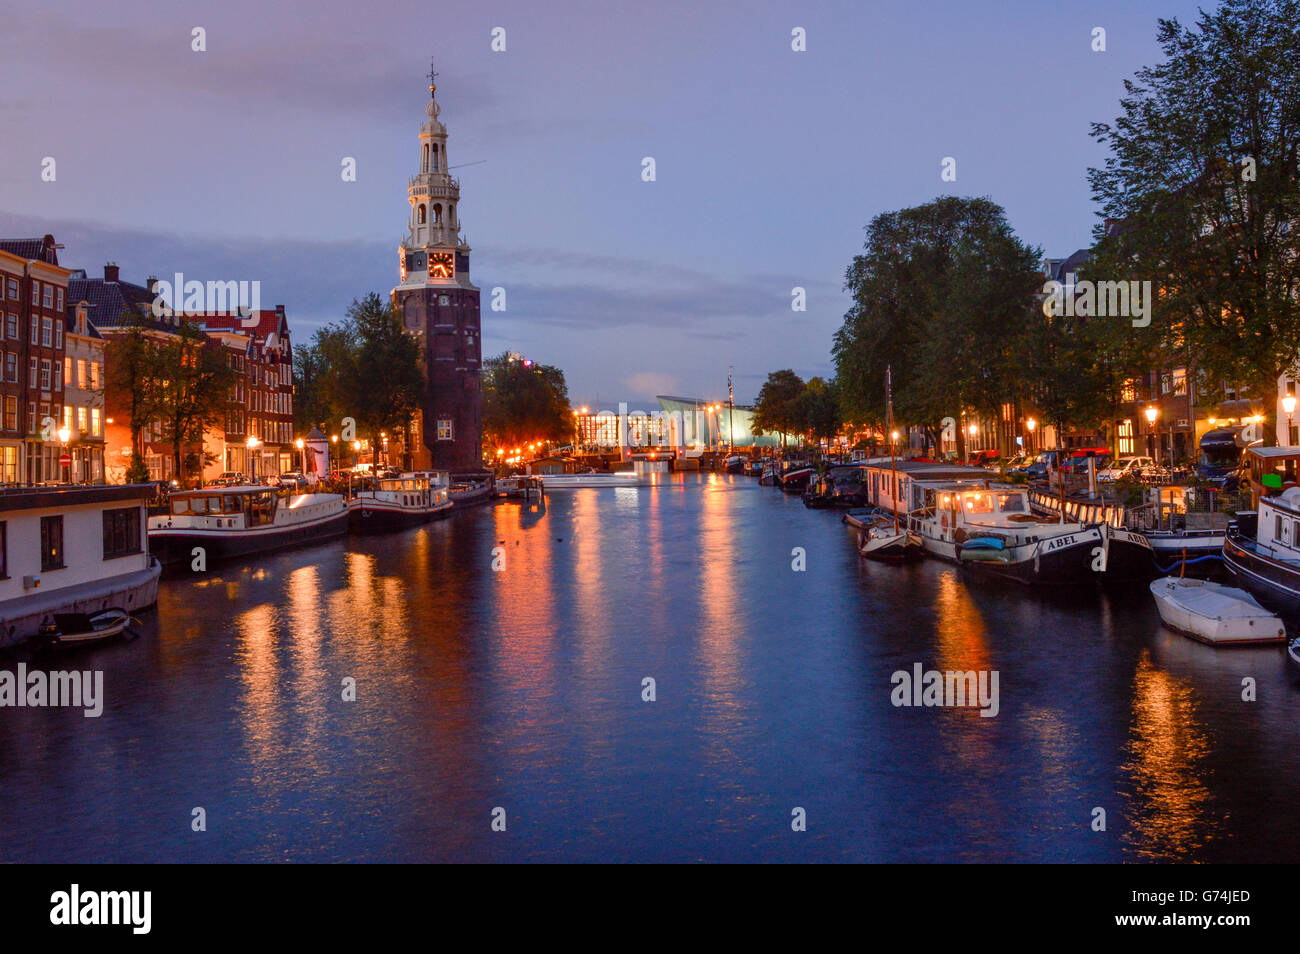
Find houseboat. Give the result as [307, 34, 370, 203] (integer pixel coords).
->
[1220, 446, 1300, 617]
[908, 482, 1104, 585]
[0, 484, 161, 648]
[349, 472, 452, 533]
[147, 485, 348, 567]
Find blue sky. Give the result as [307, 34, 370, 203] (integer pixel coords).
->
[0, 0, 1209, 405]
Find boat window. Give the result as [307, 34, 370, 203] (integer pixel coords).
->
[1276, 514, 1284, 542]
[997, 494, 1027, 513]
[964, 493, 994, 514]
[224, 496, 241, 512]
[170, 497, 191, 515]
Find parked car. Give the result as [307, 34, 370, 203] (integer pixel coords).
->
[210, 472, 247, 487]
[1098, 456, 1154, 483]
[1002, 454, 1032, 474]
[1024, 450, 1064, 481]
[1060, 447, 1113, 475]
[273, 471, 309, 491]
[969, 449, 1000, 467]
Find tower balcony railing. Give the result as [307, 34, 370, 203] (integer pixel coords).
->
[408, 175, 460, 199]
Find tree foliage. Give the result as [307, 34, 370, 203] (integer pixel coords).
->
[1088, 0, 1300, 396]
[481, 353, 572, 452]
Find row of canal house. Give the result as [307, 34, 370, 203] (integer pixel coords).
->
[0, 235, 298, 487]
[951, 241, 1283, 467]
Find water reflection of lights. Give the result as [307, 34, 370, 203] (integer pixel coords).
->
[1120, 652, 1212, 859]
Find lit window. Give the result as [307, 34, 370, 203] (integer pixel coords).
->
[437, 419, 453, 441]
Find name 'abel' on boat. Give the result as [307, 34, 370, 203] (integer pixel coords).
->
[147, 485, 348, 567]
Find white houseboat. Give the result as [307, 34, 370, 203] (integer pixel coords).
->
[147, 485, 348, 568]
[349, 472, 452, 533]
[0, 484, 161, 647]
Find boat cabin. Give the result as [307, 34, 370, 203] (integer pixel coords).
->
[861, 460, 994, 515]
[163, 486, 283, 530]
[1244, 446, 1300, 506]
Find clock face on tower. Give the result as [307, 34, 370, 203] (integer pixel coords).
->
[428, 252, 454, 279]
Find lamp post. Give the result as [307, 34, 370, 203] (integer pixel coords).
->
[295, 437, 305, 476]
[246, 436, 260, 482]
[967, 422, 978, 464]
[1026, 417, 1036, 456]
[1145, 406, 1159, 465]
[1284, 396, 1296, 447]
[57, 426, 71, 484]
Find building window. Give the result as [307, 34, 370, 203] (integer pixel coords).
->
[41, 317, 51, 347]
[42, 286, 52, 309]
[54, 322, 62, 349]
[436, 419, 453, 441]
[53, 361, 61, 391]
[0, 445, 14, 482]
[4, 396, 16, 432]
[55, 288, 64, 311]
[40, 515, 64, 571]
[40, 359, 50, 390]
[5, 314, 14, 338]
[1118, 419, 1134, 455]
[0, 521, 6, 578]
[6, 279, 16, 300]
[27, 402, 35, 434]
[30, 318, 38, 345]
[102, 507, 142, 560]
[28, 357, 37, 387]
[77, 406, 87, 434]
[4, 353, 13, 382]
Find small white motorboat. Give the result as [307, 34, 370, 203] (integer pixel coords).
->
[1149, 577, 1286, 646]
[537, 472, 652, 490]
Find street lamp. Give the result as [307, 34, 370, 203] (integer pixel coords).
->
[1145, 406, 1159, 464]
[57, 426, 71, 483]
[295, 437, 305, 475]
[1025, 417, 1036, 455]
[246, 436, 260, 481]
[967, 422, 978, 464]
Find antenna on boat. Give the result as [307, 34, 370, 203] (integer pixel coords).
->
[887, 365, 898, 534]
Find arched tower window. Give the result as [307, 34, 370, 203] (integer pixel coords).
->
[433, 203, 443, 224]
[422, 144, 429, 171]
[418, 205, 426, 225]
[431, 143, 439, 172]
[449, 203, 455, 226]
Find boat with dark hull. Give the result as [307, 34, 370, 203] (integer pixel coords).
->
[349, 473, 452, 533]
[911, 483, 1104, 585]
[1221, 449, 1300, 619]
[147, 486, 349, 568]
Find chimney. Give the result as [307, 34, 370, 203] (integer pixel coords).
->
[104, 263, 119, 283]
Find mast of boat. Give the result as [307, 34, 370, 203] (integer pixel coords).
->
[887, 365, 898, 533]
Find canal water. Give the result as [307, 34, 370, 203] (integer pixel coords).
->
[2, 472, 1297, 862]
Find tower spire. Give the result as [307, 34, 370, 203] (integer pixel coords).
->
[427, 57, 438, 98]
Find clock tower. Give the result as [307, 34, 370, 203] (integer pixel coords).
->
[393, 60, 483, 473]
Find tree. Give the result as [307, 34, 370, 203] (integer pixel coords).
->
[481, 353, 572, 453]
[833, 197, 1050, 454]
[105, 310, 160, 460]
[1088, 0, 1300, 399]
[153, 322, 237, 486]
[751, 369, 806, 449]
[299, 294, 426, 466]
[794, 376, 842, 447]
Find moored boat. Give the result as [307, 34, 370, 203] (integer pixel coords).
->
[1149, 576, 1285, 645]
[537, 471, 652, 489]
[858, 522, 923, 562]
[911, 483, 1103, 585]
[147, 486, 349, 567]
[349, 472, 452, 533]
[779, 466, 814, 493]
[35, 607, 140, 651]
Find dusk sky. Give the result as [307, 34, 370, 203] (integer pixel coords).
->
[0, 0, 1207, 406]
